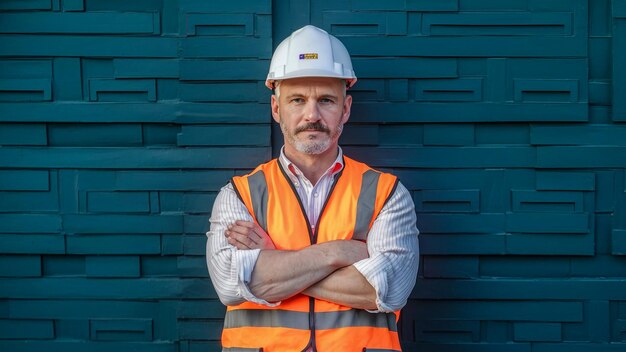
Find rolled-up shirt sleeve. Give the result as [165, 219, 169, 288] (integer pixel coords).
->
[353, 181, 420, 313]
[206, 183, 279, 307]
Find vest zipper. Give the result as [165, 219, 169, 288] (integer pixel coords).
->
[277, 159, 345, 352]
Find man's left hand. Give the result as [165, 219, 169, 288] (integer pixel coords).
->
[225, 220, 276, 250]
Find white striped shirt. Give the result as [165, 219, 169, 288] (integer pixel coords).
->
[205, 147, 419, 312]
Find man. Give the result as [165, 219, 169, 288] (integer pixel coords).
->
[206, 25, 419, 352]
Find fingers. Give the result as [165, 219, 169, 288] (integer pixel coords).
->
[225, 221, 265, 250]
[228, 223, 262, 244]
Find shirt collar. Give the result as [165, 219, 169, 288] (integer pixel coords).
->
[278, 146, 344, 181]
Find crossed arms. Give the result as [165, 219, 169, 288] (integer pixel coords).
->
[205, 182, 419, 312]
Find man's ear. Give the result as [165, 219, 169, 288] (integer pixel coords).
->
[271, 94, 280, 123]
[341, 94, 352, 125]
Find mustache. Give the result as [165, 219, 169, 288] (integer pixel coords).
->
[295, 122, 330, 134]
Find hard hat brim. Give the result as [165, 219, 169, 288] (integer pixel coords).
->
[265, 69, 357, 89]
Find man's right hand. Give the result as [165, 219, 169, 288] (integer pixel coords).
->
[225, 220, 276, 250]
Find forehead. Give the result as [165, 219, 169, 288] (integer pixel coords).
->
[278, 77, 344, 95]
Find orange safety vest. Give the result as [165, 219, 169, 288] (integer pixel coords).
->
[224, 156, 401, 352]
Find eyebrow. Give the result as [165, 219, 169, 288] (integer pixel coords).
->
[285, 93, 339, 100]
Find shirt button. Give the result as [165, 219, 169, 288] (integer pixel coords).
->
[314, 192, 318, 197]
[294, 182, 299, 187]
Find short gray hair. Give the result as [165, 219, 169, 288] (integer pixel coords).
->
[274, 81, 347, 100]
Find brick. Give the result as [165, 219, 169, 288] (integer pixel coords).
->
[0, 147, 271, 169]
[0, 278, 215, 299]
[178, 320, 222, 340]
[89, 79, 156, 102]
[339, 125, 379, 145]
[417, 213, 504, 233]
[8, 299, 157, 319]
[0, 170, 49, 191]
[184, 13, 254, 36]
[414, 190, 480, 213]
[0, 341, 177, 352]
[420, 234, 506, 255]
[184, 215, 210, 234]
[0, 78, 51, 101]
[178, 0, 271, 13]
[480, 257, 570, 278]
[354, 58, 456, 79]
[63, 214, 182, 233]
[475, 124, 530, 145]
[532, 125, 626, 145]
[181, 37, 272, 59]
[179, 59, 265, 80]
[417, 80, 483, 103]
[51, 57, 82, 100]
[43, 256, 85, 276]
[506, 234, 594, 255]
[412, 279, 626, 300]
[414, 320, 480, 343]
[48, 124, 143, 146]
[55, 319, 89, 340]
[0, 319, 54, 339]
[114, 59, 179, 79]
[0, 12, 158, 34]
[66, 235, 161, 255]
[536, 171, 595, 191]
[403, 301, 582, 322]
[512, 190, 584, 212]
[424, 12, 572, 36]
[533, 343, 626, 351]
[0, 102, 270, 124]
[0, 234, 65, 254]
[177, 125, 270, 146]
[514, 323, 561, 342]
[423, 256, 479, 278]
[0, 0, 51, 10]
[87, 192, 150, 213]
[344, 146, 536, 168]
[0, 35, 178, 58]
[0, 255, 41, 277]
[0, 214, 61, 233]
[538, 146, 626, 168]
[378, 125, 423, 145]
[85, 256, 140, 277]
[63, 0, 84, 11]
[506, 212, 589, 233]
[161, 235, 184, 255]
[177, 256, 209, 278]
[423, 124, 475, 146]
[0, 123, 47, 145]
[176, 300, 225, 319]
[90, 319, 152, 341]
[353, 0, 458, 11]
[183, 235, 206, 256]
[141, 256, 178, 277]
[612, 230, 626, 255]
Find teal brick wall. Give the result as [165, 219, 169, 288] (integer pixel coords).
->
[1, 1, 625, 351]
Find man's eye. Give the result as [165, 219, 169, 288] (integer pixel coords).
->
[320, 98, 334, 103]
[291, 98, 304, 103]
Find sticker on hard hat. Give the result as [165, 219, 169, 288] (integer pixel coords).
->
[299, 53, 318, 60]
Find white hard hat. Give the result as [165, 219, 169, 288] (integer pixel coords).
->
[265, 25, 357, 90]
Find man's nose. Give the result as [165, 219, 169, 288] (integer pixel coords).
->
[303, 100, 321, 122]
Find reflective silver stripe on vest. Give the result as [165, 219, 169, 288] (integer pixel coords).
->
[224, 309, 310, 330]
[224, 309, 397, 332]
[222, 348, 262, 352]
[316, 310, 397, 332]
[247, 170, 268, 232]
[364, 349, 401, 352]
[353, 170, 381, 241]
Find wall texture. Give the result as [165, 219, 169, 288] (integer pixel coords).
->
[1, 0, 625, 351]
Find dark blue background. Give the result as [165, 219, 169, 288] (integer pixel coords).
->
[1, 0, 625, 351]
